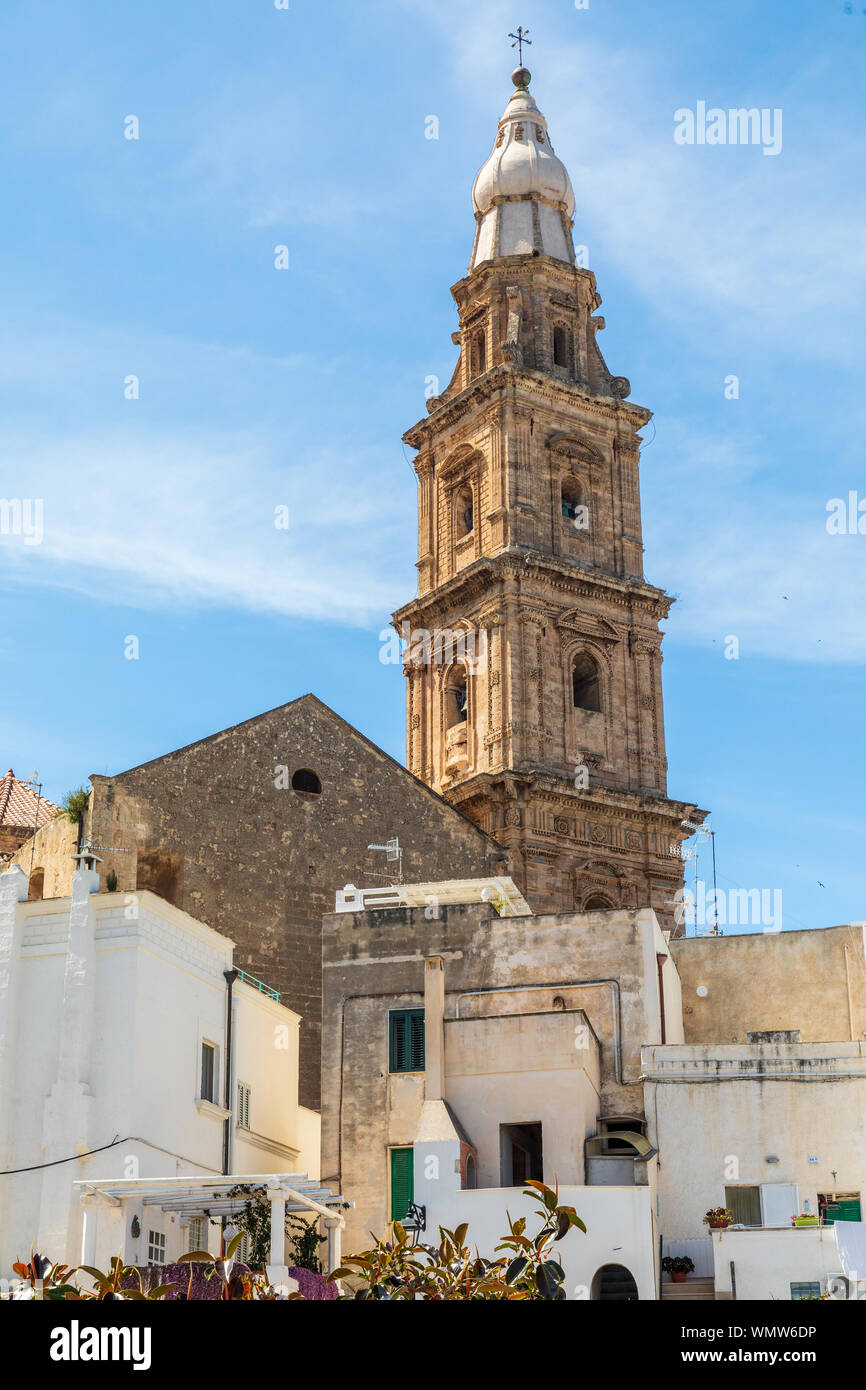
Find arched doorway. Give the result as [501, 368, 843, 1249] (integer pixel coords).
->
[591, 1264, 639, 1301]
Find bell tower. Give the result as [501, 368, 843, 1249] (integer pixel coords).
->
[393, 64, 706, 931]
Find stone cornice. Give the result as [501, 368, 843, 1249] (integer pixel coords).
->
[404, 363, 651, 451]
[393, 550, 673, 626]
[449, 253, 600, 305]
[448, 770, 708, 829]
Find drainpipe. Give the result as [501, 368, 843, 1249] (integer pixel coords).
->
[223, 969, 238, 1176]
[424, 957, 446, 1101]
[656, 954, 667, 1045]
[843, 945, 855, 1042]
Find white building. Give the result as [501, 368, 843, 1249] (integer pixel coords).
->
[323, 883, 866, 1300]
[0, 859, 321, 1275]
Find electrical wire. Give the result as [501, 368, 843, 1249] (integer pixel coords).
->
[0, 1136, 130, 1176]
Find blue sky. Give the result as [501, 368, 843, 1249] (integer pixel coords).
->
[1, 0, 864, 934]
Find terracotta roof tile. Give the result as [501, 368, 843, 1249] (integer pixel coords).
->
[0, 769, 61, 831]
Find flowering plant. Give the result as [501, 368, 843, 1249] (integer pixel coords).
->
[703, 1207, 733, 1226]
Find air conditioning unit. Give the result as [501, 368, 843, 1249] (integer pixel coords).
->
[824, 1274, 866, 1300]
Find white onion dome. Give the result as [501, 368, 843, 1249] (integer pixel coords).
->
[470, 69, 576, 269]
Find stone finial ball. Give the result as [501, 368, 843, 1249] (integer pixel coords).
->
[512, 66, 531, 89]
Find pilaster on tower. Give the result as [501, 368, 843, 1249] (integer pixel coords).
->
[393, 64, 706, 933]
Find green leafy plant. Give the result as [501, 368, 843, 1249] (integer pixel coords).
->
[12, 1252, 79, 1301]
[179, 1230, 286, 1300]
[228, 1185, 271, 1269]
[661, 1255, 695, 1275]
[62, 787, 90, 824]
[286, 1212, 327, 1272]
[76, 1256, 180, 1301]
[11, 1250, 178, 1301]
[106, 869, 118, 892]
[227, 1185, 328, 1272]
[703, 1206, 733, 1227]
[329, 1179, 585, 1301]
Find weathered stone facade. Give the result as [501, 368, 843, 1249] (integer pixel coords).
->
[321, 899, 676, 1242]
[394, 248, 706, 929]
[9, 696, 503, 1107]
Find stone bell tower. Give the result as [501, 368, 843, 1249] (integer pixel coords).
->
[393, 64, 706, 931]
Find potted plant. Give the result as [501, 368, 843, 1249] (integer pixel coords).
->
[662, 1255, 695, 1284]
[792, 1212, 819, 1227]
[703, 1207, 733, 1230]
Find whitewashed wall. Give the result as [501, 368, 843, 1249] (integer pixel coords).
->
[0, 868, 319, 1274]
[426, 1184, 656, 1300]
[712, 1227, 848, 1301]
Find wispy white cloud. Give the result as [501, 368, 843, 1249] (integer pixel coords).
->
[0, 424, 406, 625]
[419, 2, 866, 366]
[643, 422, 866, 662]
[408, 1, 866, 663]
[1, 2, 863, 664]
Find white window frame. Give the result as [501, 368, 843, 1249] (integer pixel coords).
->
[200, 1038, 218, 1104]
[147, 1229, 166, 1266]
[188, 1217, 208, 1254]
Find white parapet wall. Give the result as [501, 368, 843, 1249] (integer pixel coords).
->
[423, 1184, 656, 1300]
[711, 1227, 852, 1301]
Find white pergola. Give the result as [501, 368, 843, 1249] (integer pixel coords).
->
[73, 1173, 350, 1276]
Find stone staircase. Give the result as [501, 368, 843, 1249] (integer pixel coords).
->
[661, 1277, 716, 1301]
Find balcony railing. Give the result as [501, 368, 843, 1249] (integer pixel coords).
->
[236, 969, 280, 1002]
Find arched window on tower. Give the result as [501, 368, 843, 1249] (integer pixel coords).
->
[573, 652, 602, 712]
[561, 477, 587, 528]
[455, 485, 474, 539]
[446, 667, 468, 728]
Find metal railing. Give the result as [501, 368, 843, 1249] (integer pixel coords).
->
[236, 969, 281, 1002]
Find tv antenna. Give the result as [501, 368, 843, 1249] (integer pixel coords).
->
[367, 837, 403, 884]
[682, 818, 719, 935]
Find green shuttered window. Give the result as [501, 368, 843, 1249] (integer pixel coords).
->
[389, 1008, 425, 1073]
[390, 1147, 414, 1222]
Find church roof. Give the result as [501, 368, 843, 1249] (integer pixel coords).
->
[0, 769, 60, 831]
[99, 693, 503, 852]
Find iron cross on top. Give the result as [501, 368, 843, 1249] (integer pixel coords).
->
[509, 26, 531, 65]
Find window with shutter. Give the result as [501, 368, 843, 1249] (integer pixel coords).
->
[390, 1147, 414, 1222]
[725, 1185, 762, 1226]
[200, 1041, 216, 1103]
[237, 1081, 251, 1129]
[389, 1009, 425, 1073]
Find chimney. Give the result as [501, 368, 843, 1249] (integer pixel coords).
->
[71, 843, 103, 895]
[424, 956, 446, 1101]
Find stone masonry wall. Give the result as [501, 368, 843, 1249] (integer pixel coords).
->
[61, 695, 503, 1109]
